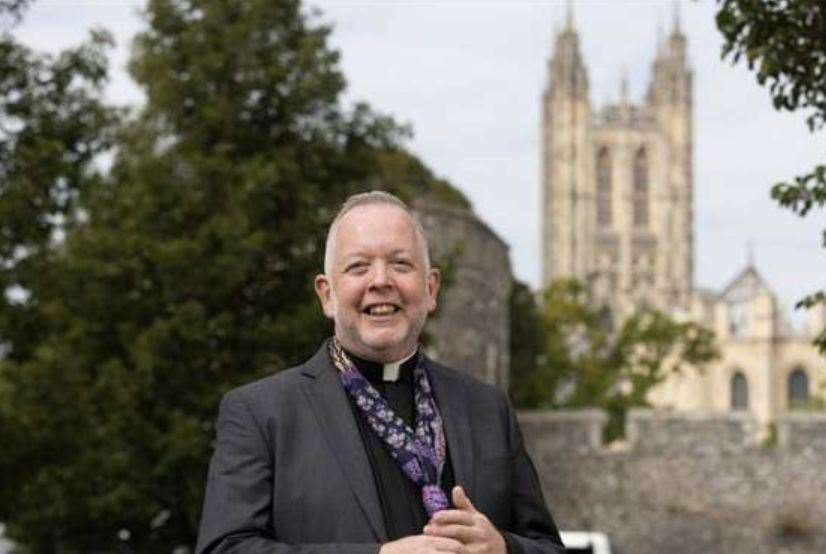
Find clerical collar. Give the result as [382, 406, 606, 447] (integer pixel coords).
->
[344, 348, 419, 384]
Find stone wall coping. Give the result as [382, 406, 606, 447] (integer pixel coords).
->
[627, 408, 757, 423]
[517, 409, 609, 423]
[776, 411, 826, 423]
[517, 408, 826, 455]
[776, 411, 826, 449]
[517, 408, 766, 425]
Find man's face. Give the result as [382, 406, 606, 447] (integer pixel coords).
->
[314, 204, 440, 363]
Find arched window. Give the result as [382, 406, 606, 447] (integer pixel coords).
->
[596, 147, 612, 227]
[730, 371, 748, 410]
[788, 367, 809, 409]
[633, 147, 649, 228]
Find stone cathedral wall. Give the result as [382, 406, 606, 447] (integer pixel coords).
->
[519, 409, 826, 554]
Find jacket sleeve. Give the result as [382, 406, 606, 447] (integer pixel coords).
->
[195, 389, 380, 554]
[497, 391, 566, 554]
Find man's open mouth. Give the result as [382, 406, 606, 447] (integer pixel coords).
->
[362, 303, 401, 316]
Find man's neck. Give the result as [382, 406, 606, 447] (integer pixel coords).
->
[344, 346, 418, 383]
[379, 349, 417, 382]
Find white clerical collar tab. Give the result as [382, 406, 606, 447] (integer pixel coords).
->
[382, 349, 416, 382]
[382, 362, 401, 382]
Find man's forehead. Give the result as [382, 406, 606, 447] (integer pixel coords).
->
[337, 204, 415, 235]
[333, 204, 420, 254]
[340, 247, 412, 261]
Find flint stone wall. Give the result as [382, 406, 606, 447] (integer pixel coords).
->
[415, 201, 511, 388]
[520, 409, 826, 554]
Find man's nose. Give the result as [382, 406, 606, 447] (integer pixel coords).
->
[369, 262, 392, 289]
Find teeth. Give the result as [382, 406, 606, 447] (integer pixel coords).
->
[368, 304, 397, 315]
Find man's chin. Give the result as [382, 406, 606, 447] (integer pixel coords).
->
[353, 335, 414, 362]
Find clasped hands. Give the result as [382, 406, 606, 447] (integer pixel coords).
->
[379, 486, 506, 554]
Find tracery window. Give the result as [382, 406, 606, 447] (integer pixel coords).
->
[633, 147, 649, 228]
[596, 146, 612, 227]
[788, 367, 809, 409]
[730, 371, 748, 410]
[728, 300, 748, 339]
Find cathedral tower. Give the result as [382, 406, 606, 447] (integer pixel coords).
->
[646, 14, 694, 310]
[541, 9, 694, 318]
[541, 8, 593, 287]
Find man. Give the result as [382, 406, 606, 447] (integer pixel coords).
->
[196, 191, 564, 553]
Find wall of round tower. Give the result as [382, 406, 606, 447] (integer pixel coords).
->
[413, 200, 512, 389]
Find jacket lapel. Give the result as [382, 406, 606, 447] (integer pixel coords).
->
[300, 344, 387, 541]
[425, 358, 477, 503]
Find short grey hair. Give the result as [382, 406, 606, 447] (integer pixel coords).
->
[323, 190, 431, 274]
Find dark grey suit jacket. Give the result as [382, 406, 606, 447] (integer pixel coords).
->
[196, 342, 564, 554]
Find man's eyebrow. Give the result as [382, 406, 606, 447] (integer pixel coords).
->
[389, 248, 413, 256]
[338, 253, 371, 266]
[339, 249, 414, 262]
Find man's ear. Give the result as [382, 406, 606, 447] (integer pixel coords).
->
[426, 267, 441, 313]
[314, 274, 335, 319]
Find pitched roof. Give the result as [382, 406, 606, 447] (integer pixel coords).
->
[720, 264, 774, 301]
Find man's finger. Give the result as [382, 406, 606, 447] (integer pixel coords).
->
[424, 522, 482, 543]
[430, 508, 475, 526]
[422, 534, 465, 552]
[451, 485, 476, 512]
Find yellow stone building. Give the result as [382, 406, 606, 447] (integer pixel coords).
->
[540, 11, 826, 425]
[655, 265, 826, 425]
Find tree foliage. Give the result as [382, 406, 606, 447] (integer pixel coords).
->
[0, 0, 31, 23]
[715, 0, 826, 352]
[0, 3, 122, 548]
[508, 279, 546, 408]
[510, 280, 719, 441]
[0, 20, 118, 355]
[0, 0, 469, 552]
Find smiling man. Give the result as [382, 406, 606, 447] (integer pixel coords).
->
[196, 191, 564, 554]
[315, 197, 437, 365]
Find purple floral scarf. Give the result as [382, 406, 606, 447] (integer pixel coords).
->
[329, 339, 449, 517]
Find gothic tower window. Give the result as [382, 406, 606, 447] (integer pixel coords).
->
[633, 147, 649, 228]
[596, 146, 612, 227]
[730, 371, 748, 410]
[788, 367, 809, 409]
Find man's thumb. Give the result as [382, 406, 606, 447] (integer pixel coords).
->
[452, 486, 475, 511]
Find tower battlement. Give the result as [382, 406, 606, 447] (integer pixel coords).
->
[518, 408, 826, 455]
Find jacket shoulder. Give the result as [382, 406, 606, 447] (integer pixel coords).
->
[226, 363, 308, 405]
[228, 341, 330, 402]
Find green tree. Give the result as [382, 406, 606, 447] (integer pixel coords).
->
[715, 0, 826, 352]
[0, 12, 118, 360]
[510, 280, 719, 441]
[0, 0, 31, 21]
[0, 2, 120, 549]
[0, 0, 470, 552]
[508, 279, 546, 408]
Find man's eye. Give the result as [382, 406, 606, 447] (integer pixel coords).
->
[393, 260, 413, 270]
[346, 262, 368, 273]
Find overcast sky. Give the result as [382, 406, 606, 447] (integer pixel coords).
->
[11, 0, 825, 324]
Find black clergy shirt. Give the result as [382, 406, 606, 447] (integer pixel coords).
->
[345, 350, 456, 540]
[343, 350, 523, 554]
